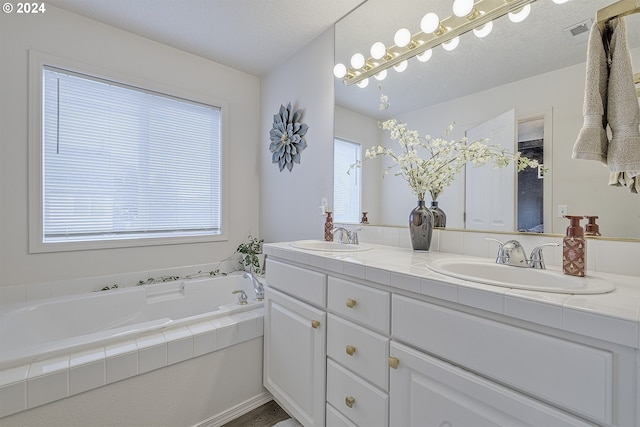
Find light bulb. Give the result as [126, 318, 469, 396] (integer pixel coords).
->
[350, 53, 365, 69]
[452, 0, 474, 17]
[333, 63, 347, 78]
[552, 0, 569, 3]
[393, 60, 408, 73]
[370, 42, 386, 60]
[508, 4, 531, 23]
[394, 28, 412, 48]
[420, 12, 440, 34]
[473, 21, 493, 38]
[416, 49, 433, 62]
[374, 69, 387, 81]
[442, 36, 460, 51]
[356, 78, 369, 88]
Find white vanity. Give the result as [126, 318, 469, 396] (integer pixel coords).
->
[262, 242, 639, 427]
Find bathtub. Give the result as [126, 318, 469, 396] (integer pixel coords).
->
[0, 272, 266, 422]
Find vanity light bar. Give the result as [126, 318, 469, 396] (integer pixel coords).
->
[340, 0, 537, 86]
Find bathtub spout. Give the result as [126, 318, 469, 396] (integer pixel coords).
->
[243, 272, 264, 301]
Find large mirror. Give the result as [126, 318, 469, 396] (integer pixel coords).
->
[335, 0, 640, 239]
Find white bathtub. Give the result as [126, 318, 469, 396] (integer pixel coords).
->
[0, 272, 265, 421]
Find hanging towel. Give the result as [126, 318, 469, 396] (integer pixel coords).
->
[572, 22, 609, 164]
[606, 17, 640, 192]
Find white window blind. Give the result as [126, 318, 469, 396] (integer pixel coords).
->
[42, 66, 222, 243]
[333, 138, 361, 223]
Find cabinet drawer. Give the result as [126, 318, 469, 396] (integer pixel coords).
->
[265, 259, 326, 307]
[328, 277, 390, 334]
[327, 359, 388, 427]
[392, 295, 613, 425]
[327, 314, 389, 391]
[326, 404, 357, 427]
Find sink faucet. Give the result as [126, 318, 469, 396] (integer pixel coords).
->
[486, 238, 559, 269]
[331, 227, 359, 244]
[243, 272, 264, 301]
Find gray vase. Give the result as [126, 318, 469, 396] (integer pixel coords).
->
[429, 200, 447, 228]
[409, 201, 434, 251]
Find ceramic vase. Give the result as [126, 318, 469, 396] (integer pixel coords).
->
[429, 201, 447, 228]
[409, 201, 433, 251]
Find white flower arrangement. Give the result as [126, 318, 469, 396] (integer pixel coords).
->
[351, 91, 539, 202]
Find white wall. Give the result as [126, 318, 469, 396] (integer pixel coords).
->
[0, 6, 261, 287]
[259, 29, 336, 243]
[369, 49, 640, 237]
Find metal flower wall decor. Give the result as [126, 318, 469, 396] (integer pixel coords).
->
[269, 102, 308, 172]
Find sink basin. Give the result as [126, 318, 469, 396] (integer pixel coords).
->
[425, 258, 615, 294]
[289, 240, 373, 252]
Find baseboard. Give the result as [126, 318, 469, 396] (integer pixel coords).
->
[192, 391, 274, 427]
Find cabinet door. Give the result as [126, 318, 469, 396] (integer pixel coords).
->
[389, 341, 595, 427]
[264, 287, 326, 427]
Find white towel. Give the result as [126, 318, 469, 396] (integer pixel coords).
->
[606, 18, 640, 192]
[572, 22, 609, 164]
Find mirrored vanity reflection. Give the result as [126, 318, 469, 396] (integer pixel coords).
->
[334, 0, 640, 239]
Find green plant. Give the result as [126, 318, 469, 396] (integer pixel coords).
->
[236, 235, 264, 273]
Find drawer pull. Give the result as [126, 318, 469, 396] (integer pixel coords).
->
[345, 396, 356, 408]
[346, 345, 356, 356]
[346, 298, 357, 308]
[388, 356, 400, 369]
[311, 320, 320, 329]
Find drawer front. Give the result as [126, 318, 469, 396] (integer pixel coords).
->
[327, 359, 388, 427]
[265, 259, 326, 307]
[328, 276, 390, 334]
[392, 295, 613, 425]
[326, 404, 357, 427]
[327, 314, 390, 391]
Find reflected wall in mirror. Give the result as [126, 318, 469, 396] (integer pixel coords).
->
[334, 0, 640, 239]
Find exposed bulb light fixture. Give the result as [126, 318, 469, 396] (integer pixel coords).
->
[333, 63, 347, 79]
[420, 12, 441, 34]
[356, 78, 369, 88]
[552, 0, 569, 3]
[374, 69, 388, 81]
[442, 36, 460, 51]
[508, 4, 531, 23]
[453, 0, 474, 17]
[416, 48, 433, 62]
[335, 0, 537, 86]
[393, 60, 408, 72]
[394, 28, 413, 48]
[350, 53, 365, 69]
[473, 21, 493, 38]
[370, 42, 386, 60]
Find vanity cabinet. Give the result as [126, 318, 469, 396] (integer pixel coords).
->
[263, 253, 638, 427]
[263, 260, 327, 427]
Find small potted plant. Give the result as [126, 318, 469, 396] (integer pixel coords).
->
[236, 235, 265, 275]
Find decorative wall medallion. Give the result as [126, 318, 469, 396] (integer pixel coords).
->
[269, 102, 308, 172]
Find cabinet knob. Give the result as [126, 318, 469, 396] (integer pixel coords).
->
[311, 320, 320, 329]
[346, 298, 357, 308]
[345, 396, 356, 408]
[388, 356, 400, 369]
[346, 345, 356, 356]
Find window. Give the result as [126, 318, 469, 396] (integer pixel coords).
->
[32, 60, 224, 251]
[333, 138, 361, 223]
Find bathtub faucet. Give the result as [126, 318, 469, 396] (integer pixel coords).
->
[243, 272, 264, 301]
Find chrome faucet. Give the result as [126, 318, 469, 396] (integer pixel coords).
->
[232, 289, 248, 304]
[243, 272, 264, 301]
[331, 227, 359, 244]
[486, 238, 559, 269]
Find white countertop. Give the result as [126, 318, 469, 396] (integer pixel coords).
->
[264, 242, 640, 349]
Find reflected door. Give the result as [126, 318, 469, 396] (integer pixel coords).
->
[465, 110, 516, 232]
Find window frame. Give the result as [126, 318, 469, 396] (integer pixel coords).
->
[28, 50, 229, 253]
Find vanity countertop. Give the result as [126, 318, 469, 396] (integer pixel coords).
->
[263, 242, 640, 349]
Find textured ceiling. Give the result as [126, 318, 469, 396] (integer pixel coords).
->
[45, 0, 365, 77]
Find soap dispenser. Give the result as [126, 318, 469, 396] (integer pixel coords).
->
[324, 212, 333, 242]
[563, 215, 586, 277]
[584, 215, 601, 236]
